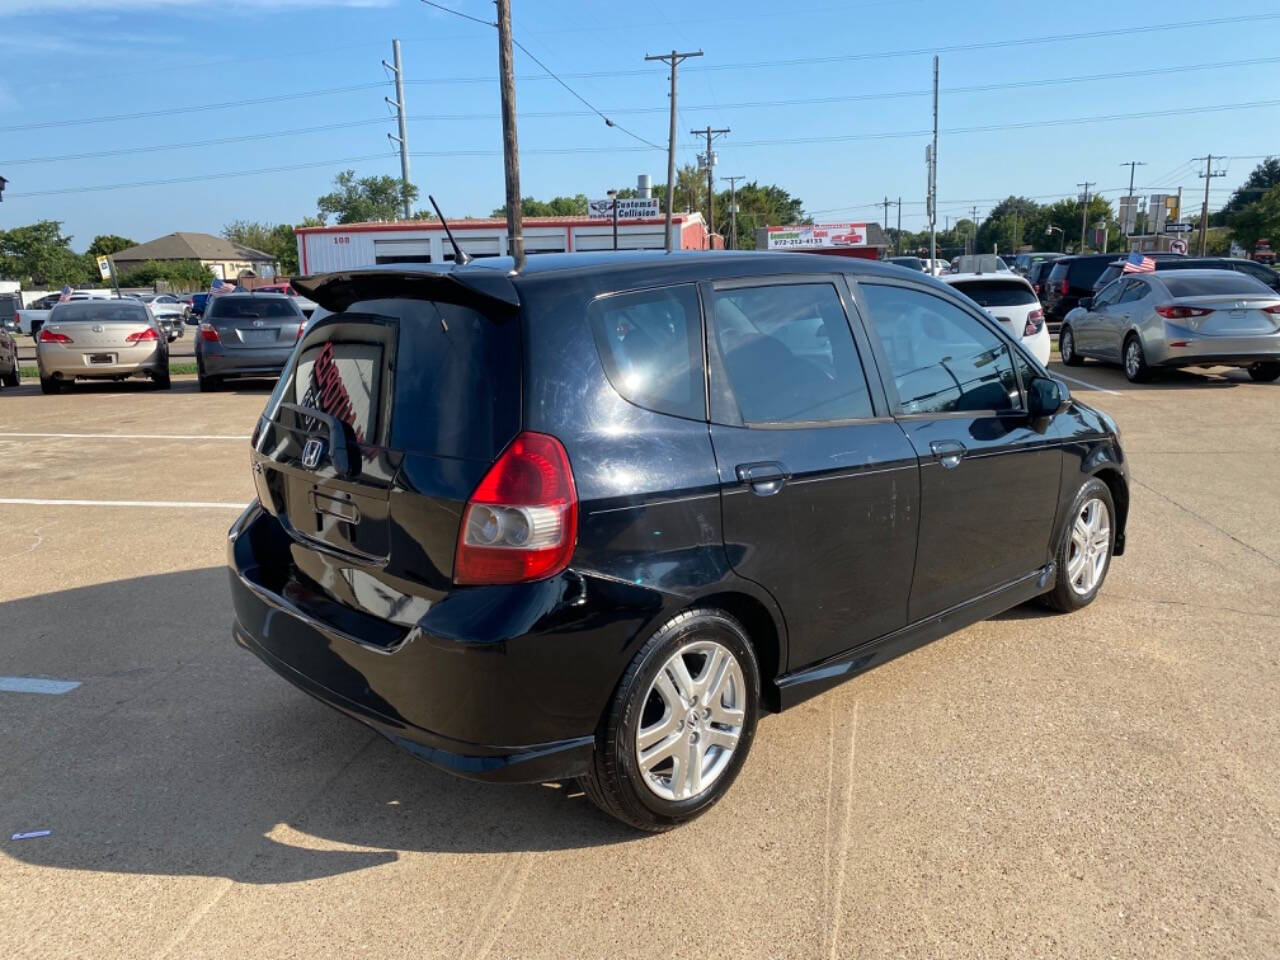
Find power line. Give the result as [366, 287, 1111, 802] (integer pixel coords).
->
[0, 118, 393, 166]
[402, 13, 1280, 84]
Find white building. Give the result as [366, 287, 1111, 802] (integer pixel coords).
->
[294, 213, 717, 274]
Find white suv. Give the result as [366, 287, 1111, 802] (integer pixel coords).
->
[941, 273, 1051, 366]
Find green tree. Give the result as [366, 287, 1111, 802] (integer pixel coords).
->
[86, 234, 135, 258]
[711, 180, 807, 250]
[221, 220, 302, 274]
[117, 259, 214, 290]
[0, 220, 96, 287]
[1214, 157, 1280, 225]
[316, 170, 418, 225]
[1228, 182, 1280, 254]
[490, 194, 587, 218]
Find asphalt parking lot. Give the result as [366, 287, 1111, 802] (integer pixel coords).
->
[1, 364, 1277, 959]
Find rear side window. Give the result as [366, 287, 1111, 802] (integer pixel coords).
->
[588, 285, 704, 420]
[949, 280, 1038, 307]
[1162, 274, 1270, 298]
[709, 282, 873, 424]
[861, 283, 1019, 415]
[1047, 262, 1069, 287]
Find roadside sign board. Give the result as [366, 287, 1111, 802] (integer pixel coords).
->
[1164, 222, 1194, 233]
[588, 198, 661, 219]
[96, 256, 112, 280]
[1170, 238, 1188, 254]
[766, 223, 869, 249]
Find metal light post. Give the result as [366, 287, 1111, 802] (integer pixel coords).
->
[1046, 224, 1065, 252]
[607, 188, 619, 250]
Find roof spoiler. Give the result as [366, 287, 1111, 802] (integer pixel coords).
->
[292, 267, 520, 312]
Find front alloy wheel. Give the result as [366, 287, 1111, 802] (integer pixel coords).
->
[1060, 326, 1083, 366]
[1066, 497, 1111, 596]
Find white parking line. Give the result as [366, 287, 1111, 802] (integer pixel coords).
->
[0, 676, 81, 695]
[0, 432, 248, 441]
[1054, 371, 1123, 396]
[0, 498, 247, 510]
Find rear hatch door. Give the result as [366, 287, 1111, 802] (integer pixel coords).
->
[250, 272, 522, 621]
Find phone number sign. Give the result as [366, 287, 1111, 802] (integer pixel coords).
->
[767, 223, 869, 249]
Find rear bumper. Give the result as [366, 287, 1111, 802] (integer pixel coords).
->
[37, 342, 165, 379]
[227, 502, 616, 784]
[200, 345, 292, 378]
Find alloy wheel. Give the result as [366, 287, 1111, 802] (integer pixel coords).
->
[1067, 497, 1111, 596]
[1061, 329, 1074, 363]
[1125, 340, 1141, 379]
[635, 640, 745, 802]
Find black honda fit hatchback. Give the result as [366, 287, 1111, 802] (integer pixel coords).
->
[228, 251, 1128, 830]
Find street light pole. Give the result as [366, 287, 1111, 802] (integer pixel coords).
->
[607, 188, 618, 250]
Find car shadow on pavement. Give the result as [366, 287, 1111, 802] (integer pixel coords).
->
[1049, 362, 1264, 392]
[1, 568, 639, 886]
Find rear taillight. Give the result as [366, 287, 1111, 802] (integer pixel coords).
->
[1155, 304, 1214, 320]
[296, 323, 305, 341]
[1261, 304, 1280, 315]
[199, 322, 220, 342]
[1059, 277, 1070, 295]
[125, 327, 158, 343]
[39, 328, 72, 343]
[1023, 309, 1044, 337]
[454, 431, 578, 586]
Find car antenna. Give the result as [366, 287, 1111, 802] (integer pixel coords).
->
[429, 195, 471, 266]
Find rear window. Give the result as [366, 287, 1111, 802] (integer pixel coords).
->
[271, 298, 520, 460]
[0, 294, 16, 322]
[1161, 274, 1271, 298]
[50, 301, 148, 323]
[208, 297, 300, 320]
[1068, 258, 1112, 288]
[948, 280, 1038, 307]
[1047, 262, 1069, 285]
[588, 285, 704, 420]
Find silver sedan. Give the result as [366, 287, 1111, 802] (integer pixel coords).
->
[1059, 269, 1280, 383]
[36, 299, 170, 393]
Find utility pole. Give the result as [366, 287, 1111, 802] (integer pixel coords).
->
[928, 55, 938, 269]
[969, 205, 980, 254]
[1119, 160, 1146, 240]
[1011, 203, 1019, 255]
[1194, 154, 1225, 256]
[896, 196, 902, 256]
[722, 175, 745, 250]
[1077, 181, 1095, 252]
[692, 125, 730, 246]
[646, 49, 703, 252]
[496, 0, 523, 262]
[383, 39, 412, 219]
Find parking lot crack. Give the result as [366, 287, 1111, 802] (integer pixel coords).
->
[1133, 478, 1280, 570]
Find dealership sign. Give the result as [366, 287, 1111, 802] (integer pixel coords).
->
[588, 198, 661, 219]
[766, 223, 869, 249]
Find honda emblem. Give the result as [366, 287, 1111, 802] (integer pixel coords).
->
[301, 438, 325, 469]
[252, 319, 265, 327]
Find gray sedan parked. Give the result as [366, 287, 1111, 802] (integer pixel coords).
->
[1059, 270, 1280, 383]
[196, 292, 305, 392]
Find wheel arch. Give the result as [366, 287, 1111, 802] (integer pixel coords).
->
[682, 588, 788, 713]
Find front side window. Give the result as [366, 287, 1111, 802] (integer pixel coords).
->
[588, 285, 704, 420]
[1093, 280, 1124, 308]
[1117, 279, 1149, 304]
[709, 282, 873, 425]
[860, 283, 1020, 415]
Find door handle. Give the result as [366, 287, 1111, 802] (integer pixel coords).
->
[735, 461, 788, 496]
[929, 440, 966, 469]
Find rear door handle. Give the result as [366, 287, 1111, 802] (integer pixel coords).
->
[735, 461, 788, 496]
[929, 440, 966, 469]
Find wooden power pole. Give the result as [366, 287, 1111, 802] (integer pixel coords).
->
[645, 49, 702, 251]
[496, 0, 523, 263]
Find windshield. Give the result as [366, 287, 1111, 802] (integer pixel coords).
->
[50, 301, 149, 323]
[1162, 274, 1272, 298]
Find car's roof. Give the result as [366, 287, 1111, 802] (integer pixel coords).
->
[213, 291, 289, 298]
[1143, 268, 1273, 282]
[296, 250, 950, 310]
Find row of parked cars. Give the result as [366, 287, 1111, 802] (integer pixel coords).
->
[0, 288, 316, 394]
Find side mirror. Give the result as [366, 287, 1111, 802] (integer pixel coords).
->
[1078, 297, 1093, 311]
[1027, 376, 1070, 418]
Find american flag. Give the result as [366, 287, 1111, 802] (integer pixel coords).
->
[208, 278, 235, 298]
[58, 284, 73, 302]
[1123, 252, 1156, 274]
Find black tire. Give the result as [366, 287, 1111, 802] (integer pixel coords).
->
[39, 374, 61, 395]
[153, 368, 172, 390]
[1123, 334, 1151, 383]
[1059, 325, 1084, 366]
[579, 608, 761, 832]
[198, 371, 221, 392]
[1040, 477, 1116, 613]
[1247, 361, 1280, 383]
[1, 353, 17, 388]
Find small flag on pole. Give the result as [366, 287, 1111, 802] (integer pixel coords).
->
[1122, 252, 1156, 274]
[58, 285, 73, 302]
[208, 278, 235, 298]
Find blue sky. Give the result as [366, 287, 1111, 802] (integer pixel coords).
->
[0, 0, 1276, 250]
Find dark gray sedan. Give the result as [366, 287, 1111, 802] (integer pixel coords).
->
[1059, 269, 1280, 383]
[195, 292, 305, 391]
